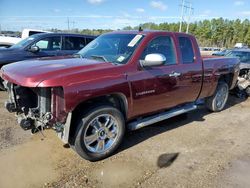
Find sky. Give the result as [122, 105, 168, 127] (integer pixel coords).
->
[0, 0, 250, 31]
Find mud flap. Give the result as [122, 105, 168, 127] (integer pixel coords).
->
[57, 112, 72, 144]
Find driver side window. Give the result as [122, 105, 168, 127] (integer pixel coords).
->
[33, 37, 61, 51]
[141, 36, 176, 65]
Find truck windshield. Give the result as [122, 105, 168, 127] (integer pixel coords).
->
[77, 34, 144, 64]
[10, 36, 36, 49]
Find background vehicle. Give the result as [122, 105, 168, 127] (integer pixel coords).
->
[1, 31, 239, 161]
[225, 49, 250, 96]
[0, 29, 50, 48]
[0, 32, 96, 89]
[212, 49, 232, 56]
[21, 29, 51, 39]
[234, 43, 248, 49]
[0, 36, 22, 48]
[200, 47, 222, 56]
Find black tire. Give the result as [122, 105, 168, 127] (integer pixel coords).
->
[74, 105, 125, 161]
[205, 81, 229, 112]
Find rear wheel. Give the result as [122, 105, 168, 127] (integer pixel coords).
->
[205, 81, 229, 112]
[74, 105, 125, 161]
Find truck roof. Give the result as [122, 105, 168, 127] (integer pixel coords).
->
[110, 30, 193, 37]
[29, 32, 96, 38]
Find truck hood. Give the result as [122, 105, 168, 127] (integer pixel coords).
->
[1, 57, 115, 87]
[0, 47, 24, 64]
[0, 47, 22, 55]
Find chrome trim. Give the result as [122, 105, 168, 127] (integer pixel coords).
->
[83, 114, 119, 153]
[169, 72, 181, 77]
[128, 104, 197, 130]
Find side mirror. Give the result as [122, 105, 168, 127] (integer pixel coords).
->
[140, 53, 166, 67]
[29, 46, 40, 53]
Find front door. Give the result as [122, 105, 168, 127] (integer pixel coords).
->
[129, 34, 202, 118]
[26, 36, 62, 58]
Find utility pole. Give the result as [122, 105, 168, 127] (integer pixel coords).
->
[66, 18, 76, 31]
[179, 0, 194, 33]
[72, 21, 76, 29]
[186, 3, 194, 33]
[179, 0, 185, 32]
[67, 17, 70, 31]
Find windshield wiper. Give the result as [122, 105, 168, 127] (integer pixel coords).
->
[73, 53, 84, 58]
[90, 55, 108, 62]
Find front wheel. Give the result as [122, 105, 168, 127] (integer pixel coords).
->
[74, 105, 125, 161]
[205, 81, 229, 112]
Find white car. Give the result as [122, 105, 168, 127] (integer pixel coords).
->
[0, 29, 50, 48]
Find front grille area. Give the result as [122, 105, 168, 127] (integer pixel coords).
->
[5, 82, 53, 129]
[38, 87, 52, 116]
[14, 85, 38, 114]
[4, 80, 68, 133]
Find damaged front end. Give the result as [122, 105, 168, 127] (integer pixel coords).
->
[4, 81, 70, 139]
[237, 69, 250, 97]
[238, 70, 250, 90]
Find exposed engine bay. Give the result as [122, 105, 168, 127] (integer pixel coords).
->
[237, 68, 250, 97]
[3, 81, 68, 134]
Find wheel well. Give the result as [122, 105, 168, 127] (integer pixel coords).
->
[219, 73, 234, 88]
[68, 94, 128, 145]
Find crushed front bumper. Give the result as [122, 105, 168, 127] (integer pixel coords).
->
[3, 80, 72, 143]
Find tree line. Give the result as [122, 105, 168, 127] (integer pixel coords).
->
[123, 18, 250, 48]
[3, 18, 250, 48]
[71, 18, 250, 48]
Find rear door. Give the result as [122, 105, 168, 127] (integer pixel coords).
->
[129, 34, 202, 117]
[175, 34, 203, 102]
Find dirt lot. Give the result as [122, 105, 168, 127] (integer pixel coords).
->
[0, 91, 250, 188]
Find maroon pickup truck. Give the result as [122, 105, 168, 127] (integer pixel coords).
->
[1, 31, 239, 161]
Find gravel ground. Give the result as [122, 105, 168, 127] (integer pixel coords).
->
[0, 91, 250, 188]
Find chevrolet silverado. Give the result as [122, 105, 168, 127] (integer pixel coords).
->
[1, 31, 239, 161]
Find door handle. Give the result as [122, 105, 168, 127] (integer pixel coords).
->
[169, 71, 181, 77]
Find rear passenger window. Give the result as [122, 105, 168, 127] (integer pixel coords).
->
[179, 37, 195, 64]
[64, 37, 86, 50]
[141, 36, 176, 65]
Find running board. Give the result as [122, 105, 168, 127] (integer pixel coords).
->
[128, 104, 197, 130]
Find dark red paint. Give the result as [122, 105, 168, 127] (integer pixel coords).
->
[1, 31, 239, 122]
